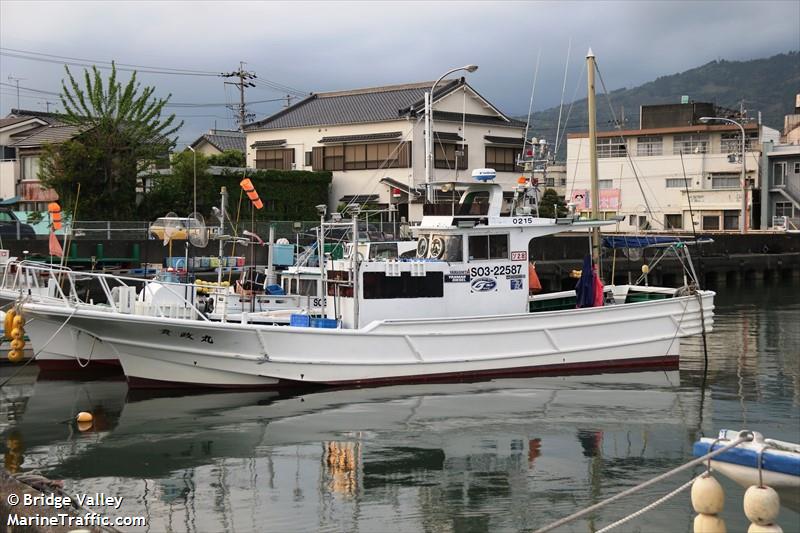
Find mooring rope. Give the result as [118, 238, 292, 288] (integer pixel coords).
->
[595, 475, 698, 532]
[532, 432, 753, 533]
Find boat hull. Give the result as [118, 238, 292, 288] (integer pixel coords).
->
[23, 290, 713, 388]
[24, 315, 121, 372]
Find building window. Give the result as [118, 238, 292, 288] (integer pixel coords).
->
[702, 215, 720, 230]
[774, 162, 786, 186]
[723, 211, 739, 230]
[673, 134, 708, 155]
[666, 178, 686, 188]
[485, 146, 520, 172]
[323, 142, 406, 171]
[304, 151, 312, 167]
[721, 132, 758, 153]
[636, 136, 662, 156]
[598, 179, 613, 190]
[711, 174, 740, 189]
[597, 137, 626, 158]
[21, 155, 40, 180]
[545, 177, 555, 187]
[664, 214, 682, 229]
[794, 162, 800, 174]
[433, 143, 467, 170]
[1, 145, 15, 160]
[468, 234, 509, 261]
[775, 202, 793, 218]
[255, 148, 294, 170]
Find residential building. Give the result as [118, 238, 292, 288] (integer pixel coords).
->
[760, 95, 800, 230]
[10, 122, 84, 211]
[244, 79, 527, 221]
[0, 110, 58, 203]
[566, 102, 780, 232]
[188, 129, 246, 156]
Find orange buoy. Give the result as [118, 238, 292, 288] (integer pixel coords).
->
[76, 411, 93, 423]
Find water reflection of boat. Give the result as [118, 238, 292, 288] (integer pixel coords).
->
[4, 371, 708, 532]
[1, 379, 127, 473]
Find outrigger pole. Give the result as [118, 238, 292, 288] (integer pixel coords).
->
[586, 49, 602, 275]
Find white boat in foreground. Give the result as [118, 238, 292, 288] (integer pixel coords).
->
[21, 174, 715, 389]
[695, 429, 800, 511]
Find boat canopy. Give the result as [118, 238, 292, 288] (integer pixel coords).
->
[602, 235, 712, 249]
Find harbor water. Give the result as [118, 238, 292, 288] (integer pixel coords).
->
[1, 282, 798, 532]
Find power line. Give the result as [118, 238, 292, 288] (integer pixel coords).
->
[0, 48, 221, 77]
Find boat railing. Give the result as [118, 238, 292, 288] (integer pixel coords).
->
[11, 262, 212, 321]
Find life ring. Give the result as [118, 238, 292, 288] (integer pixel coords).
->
[416, 237, 428, 258]
[430, 237, 445, 259]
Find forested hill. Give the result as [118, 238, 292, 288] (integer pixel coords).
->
[525, 51, 799, 156]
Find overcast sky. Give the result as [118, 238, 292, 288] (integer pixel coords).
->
[1, 0, 798, 146]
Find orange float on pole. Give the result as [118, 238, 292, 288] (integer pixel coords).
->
[239, 178, 264, 210]
[48, 202, 63, 230]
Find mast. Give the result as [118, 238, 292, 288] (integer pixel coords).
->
[586, 49, 601, 270]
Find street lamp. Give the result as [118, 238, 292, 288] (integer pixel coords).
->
[186, 145, 197, 216]
[424, 64, 478, 202]
[699, 116, 748, 233]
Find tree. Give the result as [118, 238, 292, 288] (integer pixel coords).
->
[39, 62, 182, 220]
[207, 149, 245, 168]
[538, 188, 567, 218]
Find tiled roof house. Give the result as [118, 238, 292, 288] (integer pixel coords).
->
[244, 78, 527, 220]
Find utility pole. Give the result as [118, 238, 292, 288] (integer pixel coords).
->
[7, 75, 25, 110]
[222, 61, 257, 131]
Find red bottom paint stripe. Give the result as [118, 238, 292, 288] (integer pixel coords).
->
[126, 355, 679, 390]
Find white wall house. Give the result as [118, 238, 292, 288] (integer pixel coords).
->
[244, 79, 527, 221]
[0, 113, 51, 202]
[565, 104, 780, 232]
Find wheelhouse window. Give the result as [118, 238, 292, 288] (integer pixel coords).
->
[485, 146, 521, 172]
[468, 234, 508, 261]
[597, 137, 626, 158]
[255, 148, 294, 170]
[434, 143, 468, 170]
[673, 134, 708, 155]
[636, 136, 663, 156]
[363, 272, 444, 299]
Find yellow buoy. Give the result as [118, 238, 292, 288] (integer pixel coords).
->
[76, 411, 93, 423]
[7, 349, 23, 363]
[743, 485, 781, 526]
[77, 421, 93, 432]
[12, 315, 24, 329]
[4, 309, 16, 338]
[10, 327, 24, 340]
[692, 474, 725, 514]
[747, 523, 784, 532]
[10, 338, 24, 351]
[641, 264, 650, 274]
[693, 513, 727, 533]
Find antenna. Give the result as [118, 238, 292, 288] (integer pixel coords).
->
[7, 75, 26, 110]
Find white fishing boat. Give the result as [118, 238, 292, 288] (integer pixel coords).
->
[694, 430, 800, 511]
[20, 174, 715, 388]
[18, 50, 716, 388]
